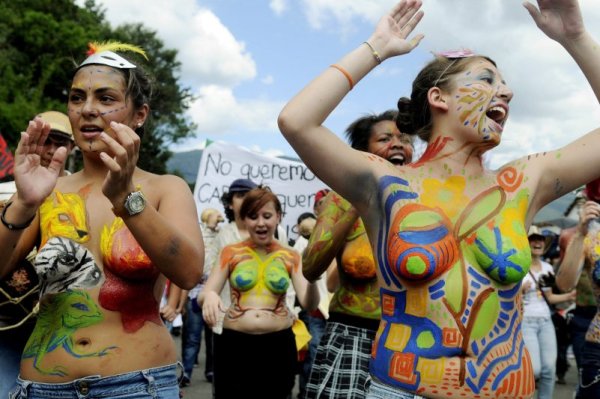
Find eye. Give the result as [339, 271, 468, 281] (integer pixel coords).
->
[100, 95, 115, 103]
[480, 75, 494, 85]
[69, 93, 84, 103]
[379, 135, 391, 142]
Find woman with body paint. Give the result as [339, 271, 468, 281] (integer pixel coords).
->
[302, 110, 413, 399]
[278, 0, 600, 398]
[200, 187, 319, 399]
[556, 182, 600, 399]
[0, 42, 204, 398]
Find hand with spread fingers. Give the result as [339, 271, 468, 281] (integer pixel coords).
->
[369, 0, 424, 62]
[13, 117, 67, 207]
[524, 0, 586, 44]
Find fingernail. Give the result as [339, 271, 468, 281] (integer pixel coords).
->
[110, 121, 119, 127]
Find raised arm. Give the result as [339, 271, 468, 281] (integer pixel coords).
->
[0, 118, 65, 276]
[303, 192, 358, 282]
[556, 200, 599, 291]
[278, 0, 423, 209]
[99, 122, 204, 290]
[523, 0, 600, 210]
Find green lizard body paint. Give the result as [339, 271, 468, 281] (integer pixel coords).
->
[22, 290, 117, 376]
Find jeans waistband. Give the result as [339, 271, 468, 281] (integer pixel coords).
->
[14, 363, 181, 398]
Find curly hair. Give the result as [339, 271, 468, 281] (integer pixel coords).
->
[344, 110, 399, 151]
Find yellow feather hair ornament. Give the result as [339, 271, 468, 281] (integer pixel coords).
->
[86, 41, 148, 60]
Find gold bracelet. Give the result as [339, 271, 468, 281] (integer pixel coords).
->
[363, 41, 382, 64]
[330, 64, 354, 90]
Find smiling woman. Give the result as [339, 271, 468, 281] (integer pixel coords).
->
[0, 41, 204, 398]
[200, 186, 319, 399]
[277, 0, 600, 398]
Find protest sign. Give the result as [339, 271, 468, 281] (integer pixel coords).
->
[193, 141, 327, 241]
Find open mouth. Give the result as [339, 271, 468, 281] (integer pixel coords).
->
[80, 125, 104, 138]
[486, 105, 508, 129]
[388, 154, 406, 166]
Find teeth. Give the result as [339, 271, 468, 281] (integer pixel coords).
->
[487, 106, 506, 118]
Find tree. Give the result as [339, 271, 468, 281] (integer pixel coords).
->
[0, 0, 194, 174]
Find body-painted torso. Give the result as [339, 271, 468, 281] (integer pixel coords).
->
[221, 239, 298, 333]
[368, 164, 535, 399]
[329, 195, 380, 319]
[22, 184, 173, 382]
[582, 222, 600, 343]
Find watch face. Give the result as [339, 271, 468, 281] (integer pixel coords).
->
[125, 191, 146, 215]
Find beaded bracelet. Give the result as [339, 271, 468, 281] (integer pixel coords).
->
[1, 202, 35, 231]
[363, 41, 382, 64]
[330, 64, 355, 90]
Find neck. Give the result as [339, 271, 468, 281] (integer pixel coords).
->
[234, 217, 246, 232]
[417, 132, 490, 172]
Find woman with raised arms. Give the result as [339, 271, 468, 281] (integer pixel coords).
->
[278, 0, 600, 398]
[0, 42, 204, 398]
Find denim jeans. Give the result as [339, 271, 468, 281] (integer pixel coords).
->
[366, 379, 426, 399]
[181, 300, 204, 379]
[9, 363, 180, 399]
[522, 316, 557, 399]
[576, 341, 600, 399]
[570, 310, 595, 368]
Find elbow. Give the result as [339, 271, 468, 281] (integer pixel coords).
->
[277, 108, 301, 140]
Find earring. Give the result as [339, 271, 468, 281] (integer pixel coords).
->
[137, 122, 143, 128]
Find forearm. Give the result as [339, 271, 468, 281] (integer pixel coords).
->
[279, 44, 380, 139]
[547, 291, 574, 305]
[299, 282, 320, 312]
[556, 230, 586, 292]
[564, 32, 600, 103]
[303, 213, 357, 281]
[0, 198, 38, 278]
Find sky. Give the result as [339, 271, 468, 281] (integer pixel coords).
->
[77, 0, 600, 169]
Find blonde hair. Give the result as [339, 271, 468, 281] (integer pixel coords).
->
[200, 208, 220, 224]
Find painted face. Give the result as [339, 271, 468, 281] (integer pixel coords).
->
[367, 120, 413, 168]
[450, 59, 513, 145]
[67, 65, 137, 152]
[41, 133, 73, 168]
[244, 201, 281, 248]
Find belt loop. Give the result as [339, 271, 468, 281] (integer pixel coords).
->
[142, 369, 157, 398]
[17, 380, 32, 398]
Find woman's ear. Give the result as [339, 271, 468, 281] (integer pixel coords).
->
[134, 104, 150, 127]
[427, 87, 449, 112]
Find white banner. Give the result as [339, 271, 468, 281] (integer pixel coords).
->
[193, 141, 327, 241]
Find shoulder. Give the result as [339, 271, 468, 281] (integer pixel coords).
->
[145, 173, 191, 193]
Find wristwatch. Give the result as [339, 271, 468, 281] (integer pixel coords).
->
[114, 190, 146, 217]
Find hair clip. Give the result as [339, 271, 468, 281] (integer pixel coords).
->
[433, 49, 475, 59]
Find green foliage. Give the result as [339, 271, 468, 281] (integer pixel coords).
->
[0, 0, 195, 174]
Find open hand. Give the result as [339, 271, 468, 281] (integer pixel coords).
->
[13, 117, 66, 207]
[369, 0, 424, 61]
[524, 0, 585, 44]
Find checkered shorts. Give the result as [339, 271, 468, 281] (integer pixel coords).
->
[304, 321, 376, 399]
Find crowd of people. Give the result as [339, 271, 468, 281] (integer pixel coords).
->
[1, 0, 600, 398]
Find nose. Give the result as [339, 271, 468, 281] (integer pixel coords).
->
[81, 98, 99, 118]
[497, 82, 513, 103]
